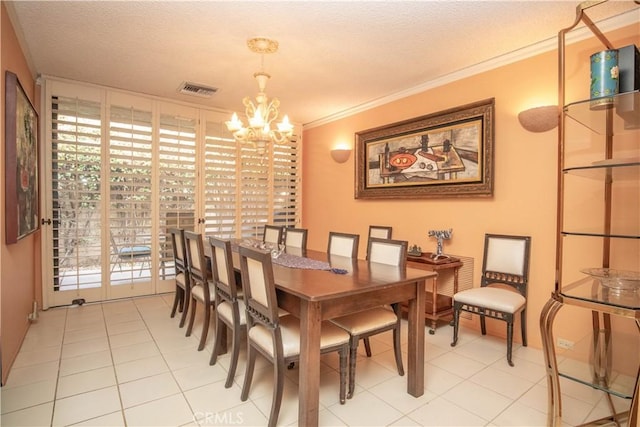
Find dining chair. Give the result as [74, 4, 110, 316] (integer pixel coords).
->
[331, 237, 407, 399]
[263, 224, 283, 246]
[367, 225, 392, 259]
[238, 245, 349, 427]
[109, 230, 152, 275]
[169, 228, 191, 328]
[184, 231, 215, 351]
[208, 236, 246, 387]
[284, 227, 308, 250]
[327, 231, 360, 258]
[451, 233, 531, 366]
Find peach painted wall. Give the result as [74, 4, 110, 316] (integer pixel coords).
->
[301, 24, 639, 351]
[1, 2, 41, 385]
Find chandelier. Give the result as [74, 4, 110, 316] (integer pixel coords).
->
[225, 38, 294, 156]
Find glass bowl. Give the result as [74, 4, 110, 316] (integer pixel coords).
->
[581, 268, 640, 292]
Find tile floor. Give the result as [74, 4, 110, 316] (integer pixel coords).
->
[0, 294, 631, 426]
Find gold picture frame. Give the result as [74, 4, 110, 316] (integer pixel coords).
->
[355, 98, 494, 199]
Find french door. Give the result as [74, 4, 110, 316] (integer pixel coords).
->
[41, 79, 301, 309]
[42, 83, 205, 307]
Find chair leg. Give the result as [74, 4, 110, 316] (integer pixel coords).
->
[480, 313, 487, 335]
[363, 337, 372, 357]
[241, 344, 256, 402]
[451, 306, 460, 347]
[392, 324, 404, 376]
[210, 315, 223, 366]
[198, 303, 211, 351]
[170, 286, 182, 318]
[507, 320, 514, 367]
[268, 357, 285, 427]
[224, 323, 241, 389]
[521, 310, 528, 347]
[179, 287, 190, 328]
[186, 297, 197, 337]
[347, 338, 358, 399]
[339, 347, 347, 404]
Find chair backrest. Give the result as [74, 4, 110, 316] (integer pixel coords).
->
[169, 228, 187, 274]
[208, 236, 238, 302]
[284, 227, 308, 249]
[481, 234, 531, 297]
[239, 245, 279, 326]
[327, 232, 360, 258]
[367, 225, 393, 259]
[368, 225, 392, 240]
[368, 237, 407, 268]
[184, 231, 209, 298]
[263, 225, 283, 245]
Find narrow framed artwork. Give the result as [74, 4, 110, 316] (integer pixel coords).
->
[355, 98, 495, 199]
[5, 71, 39, 243]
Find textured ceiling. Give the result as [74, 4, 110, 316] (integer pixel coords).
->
[6, 1, 640, 127]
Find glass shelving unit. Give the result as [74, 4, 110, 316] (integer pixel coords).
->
[539, 2, 640, 426]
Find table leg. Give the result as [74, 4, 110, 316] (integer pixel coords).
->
[299, 299, 322, 427]
[407, 279, 426, 396]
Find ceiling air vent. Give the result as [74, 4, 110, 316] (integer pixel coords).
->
[177, 81, 218, 98]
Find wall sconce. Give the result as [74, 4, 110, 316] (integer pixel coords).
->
[518, 105, 559, 133]
[330, 148, 352, 163]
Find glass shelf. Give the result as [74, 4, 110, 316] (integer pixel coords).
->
[563, 161, 639, 180]
[565, 91, 640, 135]
[561, 231, 640, 239]
[556, 328, 639, 400]
[559, 277, 640, 311]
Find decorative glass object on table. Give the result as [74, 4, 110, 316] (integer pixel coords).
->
[271, 244, 285, 259]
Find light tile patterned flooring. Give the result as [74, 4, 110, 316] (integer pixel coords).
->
[0, 294, 631, 426]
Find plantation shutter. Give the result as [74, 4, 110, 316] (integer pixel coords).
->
[50, 96, 103, 291]
[158, 113, 197, 278]
[203, 120, 238, 238]
[272, 137, 301, 229]
[239, 145, 270, 238]
[108, 105, 153, 285]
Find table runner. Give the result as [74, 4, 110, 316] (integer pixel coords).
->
[273, 252, 331, 270]
[232, 240, 331, 271]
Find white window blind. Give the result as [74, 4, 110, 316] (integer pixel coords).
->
[50, 96, 103, 291]
[272, 138, 301, 229]
[204, 120, 238, 238]
[158, 114, 197, 277]
[239, 145, 270, 238]
[108, 105, 153, 285]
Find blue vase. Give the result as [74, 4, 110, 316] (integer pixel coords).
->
[590, 49, 619, 109]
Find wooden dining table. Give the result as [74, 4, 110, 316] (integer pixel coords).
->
[218, 241, 436, 426]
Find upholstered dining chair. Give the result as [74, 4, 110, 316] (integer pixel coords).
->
[238, 245, 349, 427]
[184, 231, 215, 351]
[169, 228, 190, 328]
[366, 225, 392, 259]
[451, 233, 531, 366]
[331, 237, 407, 399]
[284, 227, 308, 250]
[327, 231, 360, 258]
[263, 224, 283, 246]
[208, 236, 246, 388]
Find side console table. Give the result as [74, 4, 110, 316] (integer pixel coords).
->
[404, 253, 463, 334]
